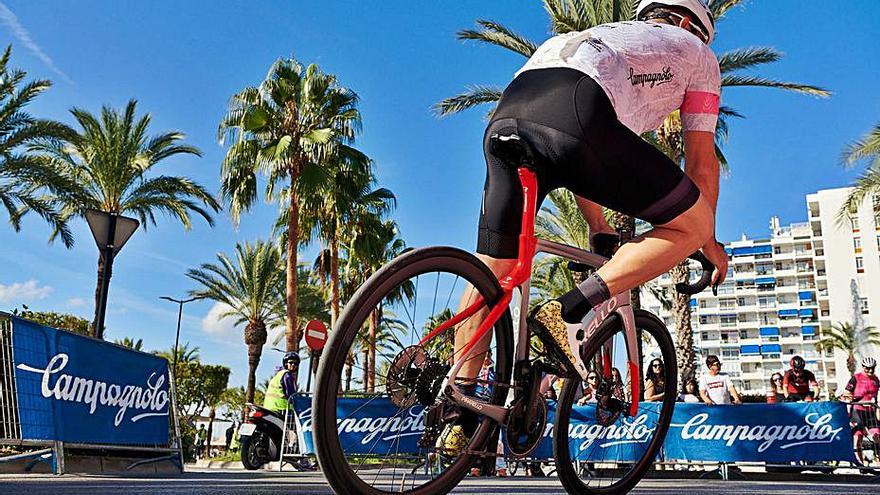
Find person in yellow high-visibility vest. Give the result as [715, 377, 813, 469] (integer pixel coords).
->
[263, 352, 300, 413]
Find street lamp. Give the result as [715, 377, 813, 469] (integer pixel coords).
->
[85, 209, 139, 339]
[159, 296, 201, 377]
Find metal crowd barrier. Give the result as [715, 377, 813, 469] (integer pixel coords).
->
[0, 314, 184, 474]
[277, 394, 314, 471]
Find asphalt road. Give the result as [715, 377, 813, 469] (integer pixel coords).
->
[0, 469, 877, 495]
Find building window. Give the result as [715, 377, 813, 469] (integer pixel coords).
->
[861, 298, 870, 315]
[856, 256, 865, 273]
[851, 215, 860, 231]
[701, 332, 709, 340]
[854, 237, 862, 253]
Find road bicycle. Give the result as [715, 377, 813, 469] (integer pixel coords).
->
[312, 131, 714, 495]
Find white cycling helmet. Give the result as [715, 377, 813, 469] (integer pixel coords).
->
[863, 356, 877, 368]
[636, 0, 716, 43]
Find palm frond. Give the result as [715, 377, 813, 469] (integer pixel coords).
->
[721, 75, 831, 98]
[840, 122, 880, 169]
[432, 85, 503, 117]
[457, 20, 538, 57]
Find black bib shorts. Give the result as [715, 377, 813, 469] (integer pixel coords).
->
[477, 68, 701, 259]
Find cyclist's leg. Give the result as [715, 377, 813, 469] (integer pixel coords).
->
[596, 197, 713, 294]
[454, 117, 554, 383]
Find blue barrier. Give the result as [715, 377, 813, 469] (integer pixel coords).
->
[11, 317, 171, 445]
[291, 396, 856, 463]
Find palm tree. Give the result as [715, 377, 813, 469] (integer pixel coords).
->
[838, 123, 880, 221]
[283, 156, 395, 328]
[816, 321, 880, 375]
[186, 241, 285, 404]
[436, 0, 829, 385]
[345, 219, 408, 392]
[0, 45, 71, 243]
[155, 342, 201, 364]
[33, 100, 219, 337]
[218, 58, 361, 353]
[114, 336, 144, 351]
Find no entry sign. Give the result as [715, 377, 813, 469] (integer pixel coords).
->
[304, 319, 328, 351]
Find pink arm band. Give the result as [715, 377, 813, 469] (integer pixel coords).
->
[681, 91, 720, 115]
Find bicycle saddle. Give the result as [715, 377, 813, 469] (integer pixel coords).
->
[489, 132, 538, 169]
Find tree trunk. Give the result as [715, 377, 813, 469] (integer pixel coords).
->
[246, 345, 261, 404]
[344, 352, 353, 392]
[671, 262, 695, 385]
[244, 320, 268, 405]
[847, 352, 856, 375]
[330, 237, 340, 328]
[368, 309, 378, 392]
[286, 183, 301, 361]
[92, 254, 107, 337]
[362, 345, 369, 391]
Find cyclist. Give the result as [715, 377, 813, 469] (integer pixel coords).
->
[840, 357, 879, 465]
[263, 352, 300, 413]
[455, 0, 727, 387]
[782, 355, 820, 402]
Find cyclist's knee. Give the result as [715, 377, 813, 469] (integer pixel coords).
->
[661, 196, 714, 248]
[476, 253, 517, 278]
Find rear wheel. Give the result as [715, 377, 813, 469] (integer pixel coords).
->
[554, 309, 677, 494]
[313, 247, 513, 495]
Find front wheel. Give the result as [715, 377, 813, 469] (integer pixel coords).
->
[554, 309, 677, 494]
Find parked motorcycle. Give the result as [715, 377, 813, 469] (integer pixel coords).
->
[238, 403, 285, 470]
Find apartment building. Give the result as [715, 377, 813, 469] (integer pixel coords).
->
[648, 187, 879, 396]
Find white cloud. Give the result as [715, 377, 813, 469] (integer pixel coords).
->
[66, 297, 86, 307]
[201, 302, 238, 335]
[0, 2, 74, 85]
[0, 279, 53, 303]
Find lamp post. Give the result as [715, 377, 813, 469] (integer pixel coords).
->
[85, 209, 139, 339]
[160, 296, 200, 377]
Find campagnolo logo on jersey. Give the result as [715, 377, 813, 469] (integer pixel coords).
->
[627, 66, 674, 88]
[677, 412, 844, 452]
[300, 406, 427, 445]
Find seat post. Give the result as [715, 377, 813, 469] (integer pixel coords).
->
[498, 167, 538, 290]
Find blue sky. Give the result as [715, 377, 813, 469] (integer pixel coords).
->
[1, 0, 879, 389]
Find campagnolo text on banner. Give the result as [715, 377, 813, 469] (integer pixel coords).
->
[16, 353, 170, 426]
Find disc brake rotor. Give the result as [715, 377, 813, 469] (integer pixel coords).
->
[386, 345, 428, 408]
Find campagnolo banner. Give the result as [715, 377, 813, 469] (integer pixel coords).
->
[664, 402, 856, 463]
[291, 396, 425, 454]
[290, 396, 855, 463]
[11, 317, 170, 445]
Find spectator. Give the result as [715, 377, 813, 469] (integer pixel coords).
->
[766, 373, 784, 404]
[225, 422, 235, 451]
[699, 355, 742, 405]
[783, 356, 820, 402]
[840, 357, 879, 466]
[577, 372, 600, 405]
[644, 358, 666, 402]
[475, 353, 496, 400]
[195, 424, 207, 459]
[611, 367, 626, 401]
[678, 379, 700, 403]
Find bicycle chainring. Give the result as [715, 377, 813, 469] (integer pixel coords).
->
[505, 395, 547, 458]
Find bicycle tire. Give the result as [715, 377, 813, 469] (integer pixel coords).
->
[313, 246, 514, 495]
[553, 309, 677, 495]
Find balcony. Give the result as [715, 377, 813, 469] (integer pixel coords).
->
[742, 371, 765, 380]
[741, 354, 763, 363]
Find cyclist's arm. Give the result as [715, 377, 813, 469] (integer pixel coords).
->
[683, 131, 720, 215]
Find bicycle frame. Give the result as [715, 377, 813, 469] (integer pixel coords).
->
[418, 167, 642, 425]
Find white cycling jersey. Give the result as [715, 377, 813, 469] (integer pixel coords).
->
[516, 21, 720, 135]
